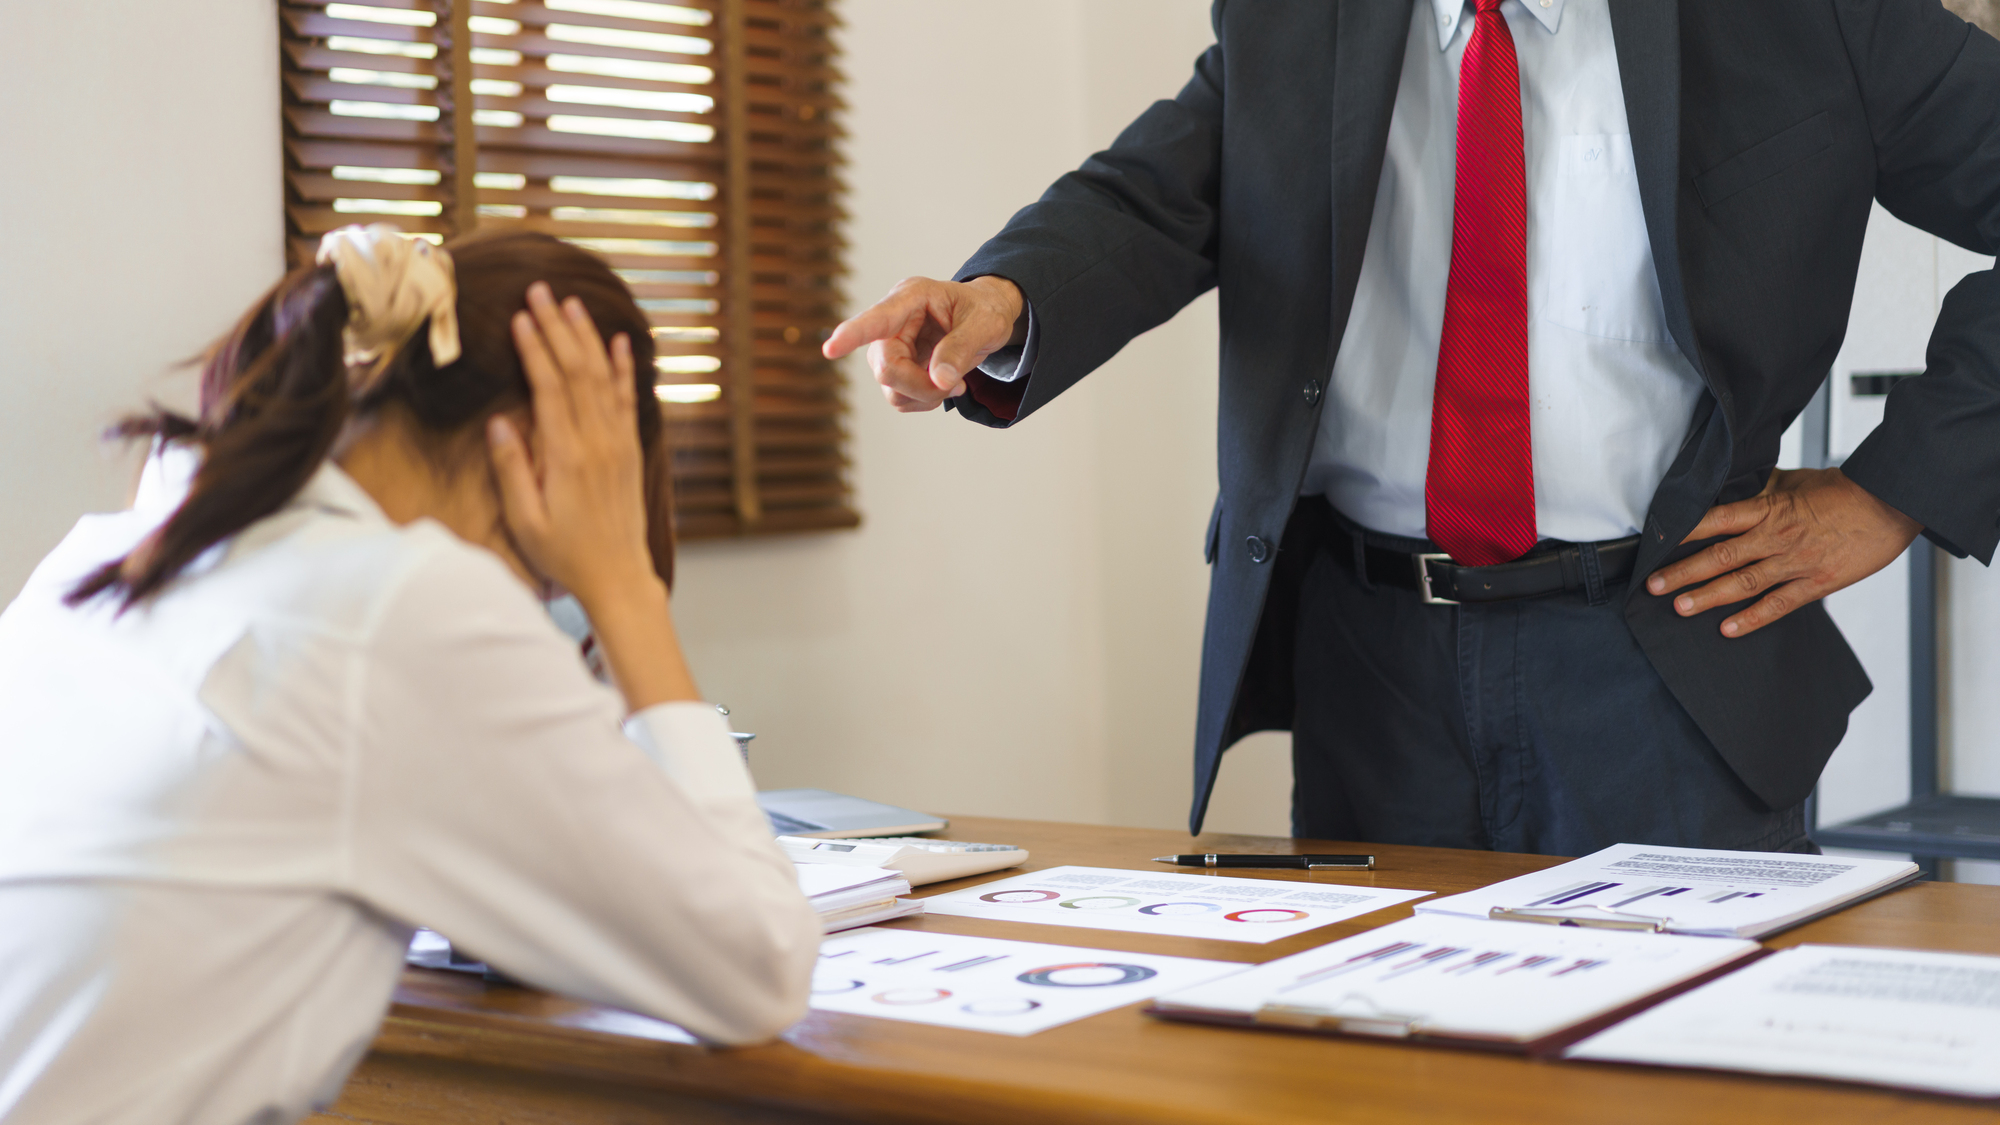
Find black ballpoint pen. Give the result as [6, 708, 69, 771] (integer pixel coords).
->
[1152, 853, 1375, 870]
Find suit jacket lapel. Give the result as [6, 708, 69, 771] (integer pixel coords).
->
[1611, 0, 1739, 584]
[1609, 0, 1714, 397]
[1329, 0, 1417, 364]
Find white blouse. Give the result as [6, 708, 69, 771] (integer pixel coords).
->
[0, 454, 821, 1125]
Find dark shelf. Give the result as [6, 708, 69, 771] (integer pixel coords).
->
[1813, 794, 2000, 863]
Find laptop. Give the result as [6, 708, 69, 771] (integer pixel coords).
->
[757, 788, 948, 839]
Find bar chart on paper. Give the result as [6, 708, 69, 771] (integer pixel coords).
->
[1416, 844, 1919, 938]
[1150, 914, 1761, 1045]
[1524, 881, 1769, 910]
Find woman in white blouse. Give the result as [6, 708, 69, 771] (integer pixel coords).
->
[0, 226, 821, 1124]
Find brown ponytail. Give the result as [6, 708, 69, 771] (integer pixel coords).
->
[70, 228, 670, 609]
[68, 266, 354, 608]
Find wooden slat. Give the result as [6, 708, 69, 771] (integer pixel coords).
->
[452, 61, 716, 98]
[487, 2, 720, 39]
[623, 283, 721, 299]
[674, 504, 859, 539]
[285, 10, 432, 43]
[669, 454, 843, 484]
[437, 0, 482, 237]
[287, 76, 430, 105]
[656, 399, 844, 426]
[289, 173, 444, 202]
[288, 205, 451, 235]
[288, 107, 442, 142]
[573, 251, 720, 271]
[497, 98, 716, 127]
[286, 41, 435, 75]
[475, 31, 715, 66]
[476, 124, 718, 159]
[638, 310, 837, 330]
[293, 0, 430, 10]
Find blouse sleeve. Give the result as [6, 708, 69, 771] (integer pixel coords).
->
[341, 534, 820, 1045]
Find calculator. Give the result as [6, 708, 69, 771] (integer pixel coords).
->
[778, 835, 1029, 886]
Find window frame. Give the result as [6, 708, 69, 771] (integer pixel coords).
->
[279, 0, 857, 540]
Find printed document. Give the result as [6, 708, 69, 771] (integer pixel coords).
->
[811, 926, 1244, 1036]
[795, 863, 921, 932]
[1569, 944, 2000, 1097]
[920, 865, 1431, 943]
[1417, 843, 1918, 938]
[1151, 913, 1758, 1045]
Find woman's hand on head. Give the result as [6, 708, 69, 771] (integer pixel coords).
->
[488, 282, 700, 709]
[486, 281, 655, 611]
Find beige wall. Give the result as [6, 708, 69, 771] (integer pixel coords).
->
[0, 1, 285, 597]
[674, 0, 1294, 835]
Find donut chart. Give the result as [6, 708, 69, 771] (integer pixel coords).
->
[871, 987, 952, 1005]
[1016, 962, 1159, 988]
[812, 978, 866, 994]
[1058, 895, 1143, 911]
[979, 889, 1061, 904]
[1223, 908, 1312, 924]
[1137, 901, 1224, 916]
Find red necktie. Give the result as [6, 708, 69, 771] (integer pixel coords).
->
[1426, 0, 1536, 567]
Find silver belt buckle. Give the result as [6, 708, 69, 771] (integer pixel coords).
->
[1415, 553, 1458, 605]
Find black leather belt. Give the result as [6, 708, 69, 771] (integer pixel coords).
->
[1330, 521, 1641, 605]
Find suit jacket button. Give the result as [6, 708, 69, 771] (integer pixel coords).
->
[1304, 379, 1322, 407]
[1246, 536, 1269, 563]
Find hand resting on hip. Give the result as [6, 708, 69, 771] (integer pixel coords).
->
[1645, 467, 1922, 639]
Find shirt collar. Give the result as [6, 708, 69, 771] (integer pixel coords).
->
[1432, 0, 1564, 50]
[135, 447, 388, 526]
[292, 461, 392, 524]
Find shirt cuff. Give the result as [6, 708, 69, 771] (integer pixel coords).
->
[622, 702, 759, 808]
[974, 300, 1038, 384]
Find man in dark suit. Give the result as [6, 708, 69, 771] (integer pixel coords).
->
[824, 0, 2000, 853]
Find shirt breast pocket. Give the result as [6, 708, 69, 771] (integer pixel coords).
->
[1541, 133, 1668, 344]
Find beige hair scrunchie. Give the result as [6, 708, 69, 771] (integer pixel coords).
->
[315, 224, 462, 389]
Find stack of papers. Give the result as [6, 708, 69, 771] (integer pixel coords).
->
[1149, 913, 1759, 1051]
[1569, 944, 2000, 1098]
[1416, 843, 1920, 939]
[797, 862, 922, 933]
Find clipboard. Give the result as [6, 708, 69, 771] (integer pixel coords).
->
[1481, 867, 1925, 936]
[1145, 949, 1769, 1058]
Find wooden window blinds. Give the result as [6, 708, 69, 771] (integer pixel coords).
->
[280, 0, 856, 538]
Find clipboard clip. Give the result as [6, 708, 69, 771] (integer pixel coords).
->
[1253, 993, 1423, 1038]
[1488, 905, 1667, 932]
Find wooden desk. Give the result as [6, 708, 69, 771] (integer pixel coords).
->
[311, 817, 2000, 1125]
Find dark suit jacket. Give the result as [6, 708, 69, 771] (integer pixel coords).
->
[948, 0, 2000, 833]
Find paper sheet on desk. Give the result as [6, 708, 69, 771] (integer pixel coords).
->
[810, 926, 1244, 1036]
[1153, 914, 1758, 1045]
[1568, 944, 2000, 1098]
[920, 865, 1431, 943]
[796, 862, 903, 902]
[1417, 843, 1918, 938]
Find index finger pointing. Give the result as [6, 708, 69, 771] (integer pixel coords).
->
[824, 291, 923, 360]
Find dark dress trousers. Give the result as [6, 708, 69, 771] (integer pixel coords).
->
[947, 0, 2000, 834]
